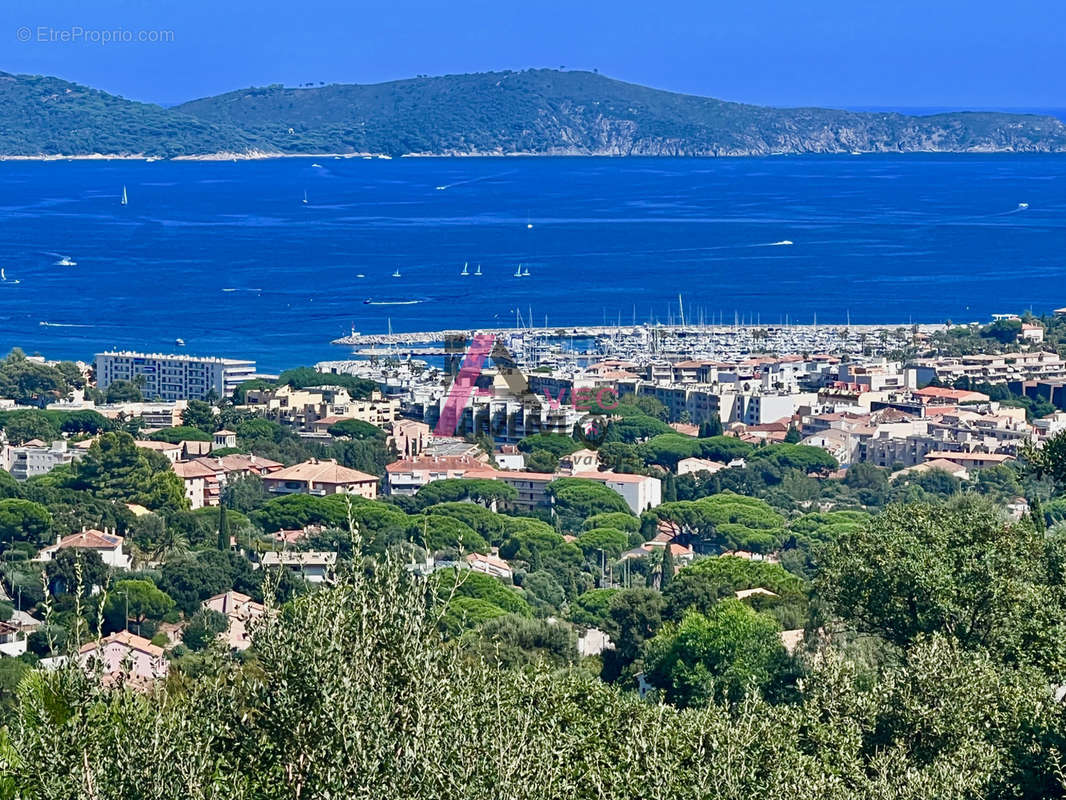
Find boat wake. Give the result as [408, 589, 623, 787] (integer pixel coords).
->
[363, 299, 424, 306]
[39, 321, 93, 328]
[435, 170, 516, 191]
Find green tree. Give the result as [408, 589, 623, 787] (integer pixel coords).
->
[698, 414, 724, 438]
[547, 478, 631, 530]
[1023, 430, 1066, 488]
[524, 449, 559, 473]
[601, 588, 665, 680]
[182, 608, 228, 651]
[105, 379, 143, 403]
[327, 418, 386, 440]
[2, 411, 59, 445]
[104, 579, 176, 632]
[659, 543, 674, 589]
[517, 434, 581, 459]
[817, 498, 1066, 675]
[181, 400, 217, 433]
[644, 600, 789, 706]
[44, 548, 107, 596]
[0, 499, 52, 549]
[149, 425, 213, 444]
[576, 527, 630, 561]
[217, 502, 230, 551]
[65, 432, 188, 511]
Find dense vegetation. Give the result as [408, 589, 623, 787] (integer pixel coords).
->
[2, 69, 1065, 157]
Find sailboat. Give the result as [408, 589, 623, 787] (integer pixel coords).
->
[392, 267, 402, 278]
[120, 185, 128, 206]
[302, 190, 309, 205]
[474, 264, 482, 276]
[514, 264, 523, 277]
[460, 262, 470, 276]
[1, 268, 5, 281]
[522, 266, 530, 277]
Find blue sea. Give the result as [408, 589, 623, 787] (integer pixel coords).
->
[0, 154, 1063, 372]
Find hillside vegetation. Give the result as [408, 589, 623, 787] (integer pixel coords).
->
[1, 69, 1064, 157]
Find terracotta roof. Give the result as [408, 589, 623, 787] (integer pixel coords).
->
[465, 552, 512, 571]
[172, 460, 218, 479]
[386, 455, 484, 473]
[924, 451, 1013, 463]
[54, 529, 124, 551]
[914, 387, 990, 403]
[80, 630, 164, 658]
[575, 471, 654, 484]
[265, 459, 377, 485]
[135, 440, 181, 451]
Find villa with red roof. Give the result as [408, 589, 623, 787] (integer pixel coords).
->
[36, 528, 131, 569]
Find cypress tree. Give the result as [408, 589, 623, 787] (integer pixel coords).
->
[659, 543, 674, 589]
[217, 502, 230, 551]
[1030, 496, 1047, 534]
[663, 472, 678, 502]
[707, 414, 723, 437]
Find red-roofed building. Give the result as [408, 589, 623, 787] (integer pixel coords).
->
[913, 386, 990, 404]
[79, 631, 168, 681]
[37, 528, 130, 569]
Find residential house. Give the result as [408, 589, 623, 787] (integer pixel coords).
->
[36, 528, 131, 570]
[465, 552, 514, 580]
[4, 439, 83, 480]
[213, 430, 237, 450]
[574, 471, 662, 513]
[172, 460, 217, 509]
[385, 456, 496, 496]
[259, 551, 337, 583]
[78, 631, 168, 681]
[262, 458, 379, 499]
[676, 457, 728, 476]
[390, 419, 431, 459]
[203, 591, 267, 651]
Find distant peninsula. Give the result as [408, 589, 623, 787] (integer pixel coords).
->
[2, 68, 1065, 159]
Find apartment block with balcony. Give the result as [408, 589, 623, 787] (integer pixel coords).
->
[95, 351, 257, 402]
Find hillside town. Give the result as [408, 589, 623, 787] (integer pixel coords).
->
[0, 313, 1064, 686]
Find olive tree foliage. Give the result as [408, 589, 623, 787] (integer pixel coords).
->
[816, 497, 1066, 676]
[3, 553, 1066, 799]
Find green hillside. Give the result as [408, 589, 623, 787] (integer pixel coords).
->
[2, 68, 1065, 158]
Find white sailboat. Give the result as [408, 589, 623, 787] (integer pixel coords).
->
[392, 267, 402, 278]
[302, 190, 309, 205]
[55, 256, 77, 266]
[461, 262, 470, 276]
[120, 185, 128, 206]
[474, 264, 482, 276]
[514, 264, 523, 277]
[522, 266, 530, 277]
[1, 268, 5, 281]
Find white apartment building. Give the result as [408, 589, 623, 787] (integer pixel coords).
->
[574, 471, 662, 514]
[4, 440, 84, 481]
[911, 351, 1066, 386]
[95, 351, 257, 402]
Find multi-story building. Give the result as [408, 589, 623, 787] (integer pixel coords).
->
[95, 351, 258, 402]
[574, 471, 662, 514]
[4, 439, 84, 480]
[910, 351, 1066, 386]
[261, 458, 379, 499]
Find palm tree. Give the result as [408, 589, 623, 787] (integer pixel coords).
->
[151, 527, 189, 564]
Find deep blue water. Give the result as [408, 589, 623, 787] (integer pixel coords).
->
[0, 154, 1064, 372]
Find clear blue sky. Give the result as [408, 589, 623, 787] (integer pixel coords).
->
[2, 0, 1062, 109]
